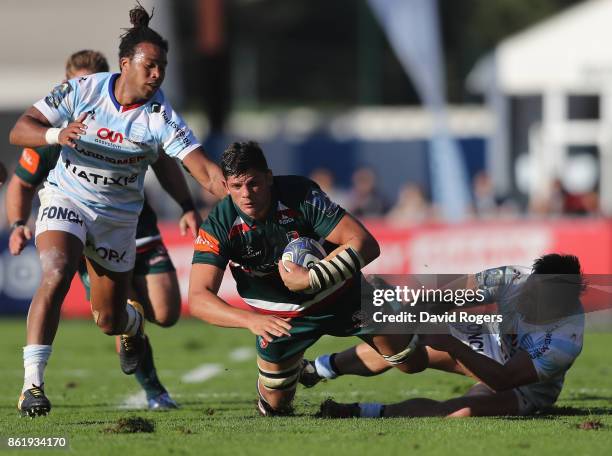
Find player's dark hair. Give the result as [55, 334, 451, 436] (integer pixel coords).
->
[532, 253, 581, 276]
[524, 253, 585, 322]
[119, 3, 168, 60]
[221, 141, 269, 177]
[66, 50, 109, 76]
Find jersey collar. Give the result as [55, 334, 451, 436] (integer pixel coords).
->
[108, 73, 150, 113]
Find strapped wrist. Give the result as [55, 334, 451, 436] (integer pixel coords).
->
[44, 128, 61, 145]
[308, 247, 365, 293]
[10, 220, 26, 231]
[179, 199, 196, 214]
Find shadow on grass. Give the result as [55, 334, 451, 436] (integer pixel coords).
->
[501, 405, 612, 420]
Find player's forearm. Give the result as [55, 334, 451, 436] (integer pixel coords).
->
[9, 114, 51, 147]
[182, 148, 226, 200]
[189, 289, 253, 330]
[5, 177, 36, 224]
[445, 339, 514, 391]
[327, 234, 379, 267]
[326, 215, 380, 266]
[152, 155, 195, 210]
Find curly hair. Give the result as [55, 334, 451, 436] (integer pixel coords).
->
[119, 3, 168, 59]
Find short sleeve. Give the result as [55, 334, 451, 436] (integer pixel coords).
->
[158, 105, 200, 161]
[192, 218, 229, 270]
[33, 80, 78, 126]
[300, 185, 346, 238]
[14, 146, 60, 186]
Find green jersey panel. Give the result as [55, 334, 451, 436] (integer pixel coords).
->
[15, 146, 61, 186]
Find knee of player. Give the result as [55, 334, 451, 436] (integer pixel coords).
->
[394, 346, 428, 374]
[39, 252, 74, 289]
[153, 309, 179, 327]
[94, 312, 118, 335]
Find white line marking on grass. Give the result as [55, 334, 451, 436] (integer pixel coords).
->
[118, 391, 147, 409]
[229, 347, 255, 362]
[181, 363, 223, 383]
[118, 363, 223, 409]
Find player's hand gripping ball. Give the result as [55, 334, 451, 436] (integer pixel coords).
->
[281, 237, 326, 272]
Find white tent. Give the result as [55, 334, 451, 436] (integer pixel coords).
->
[469, 0, 612, 213]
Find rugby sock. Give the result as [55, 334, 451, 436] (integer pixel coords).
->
[135, 338, 166, 400]
[314, 354, 339, 379]
[123, 303, 143, 336]
[22, 345, 52, 393]
[359, 402, 383, 418]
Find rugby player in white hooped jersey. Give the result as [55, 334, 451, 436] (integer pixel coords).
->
[304, 254, 586, 418]
[9, 5, 226, 417]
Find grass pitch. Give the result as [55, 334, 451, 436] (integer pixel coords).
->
[0, 318, 610, 455]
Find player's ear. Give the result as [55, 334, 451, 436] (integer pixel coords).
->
[265, 169, 273, 186]
[119, 56, 130, 73]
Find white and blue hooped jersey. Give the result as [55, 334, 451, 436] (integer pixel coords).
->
[34, 72, 200, 222]
[474, 266, 584, 407]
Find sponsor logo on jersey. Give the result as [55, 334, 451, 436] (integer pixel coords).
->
[194, 229, 220, 255]
[97, 128, 124, 144]
[64, 159, 138, 186]
[45, 82, 72, 109]
[151, 102, 161, 113]
[259, 337, 269, 349]
[19, 148, 40, 174]
[242, 245, 263, 259]
[73, 143, 146, 165]
[161, 109, 192, 148]
[40, 206, 84, 225]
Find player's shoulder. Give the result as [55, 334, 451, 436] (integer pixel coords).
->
[203, 196, 239, 237]
[274, 175, 318, 201]
[68, 72, 112, 95]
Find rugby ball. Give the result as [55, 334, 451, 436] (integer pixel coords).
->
[281, 237, 326, 271]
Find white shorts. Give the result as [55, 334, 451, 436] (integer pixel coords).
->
[35, 185, 136, 273]
[449, 324, 538, 415]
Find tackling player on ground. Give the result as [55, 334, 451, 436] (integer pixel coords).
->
[6, 49, 194, 410]
[9, 5, 225, 417]
[304, 254, 585, 418]
[188, 141, 421, 416]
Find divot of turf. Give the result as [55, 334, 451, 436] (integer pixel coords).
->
[578, 420, 604, 430]
[104, 417, 155, 433]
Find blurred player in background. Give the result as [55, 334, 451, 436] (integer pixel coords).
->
[0, 161, 6, 187]
[308, 254, 585, 418]
[188, 141, 421, 417]
[6, 49, 196, 410]
[9, 5, 225, 417]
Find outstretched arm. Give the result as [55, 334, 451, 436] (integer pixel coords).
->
[152, 151, 202, 237]
[188, 263, 292, 342]
[420, 334, 538, 391]
[182, 148, 226, 200]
